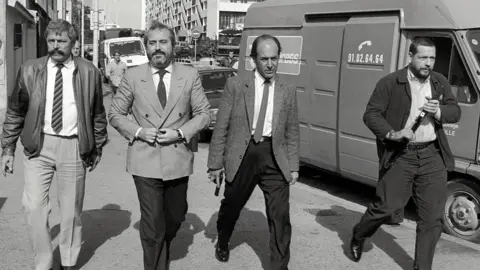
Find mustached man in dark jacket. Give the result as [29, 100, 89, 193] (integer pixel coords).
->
[349, 37, 461, 270]
[1, 20, 107, 270]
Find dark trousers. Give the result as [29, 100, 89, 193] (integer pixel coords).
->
[134, 176, 189, 270]
[353, 143, 447, 270]
[217, 139, 291, 270]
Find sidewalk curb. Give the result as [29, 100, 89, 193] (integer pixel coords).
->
[293, 181, 480, 252]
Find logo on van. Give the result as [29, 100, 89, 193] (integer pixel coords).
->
[245, 36, 303, 75]
[358, 40, 372, 51]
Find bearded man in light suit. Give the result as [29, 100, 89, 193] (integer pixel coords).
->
[109, 21, 211, 270]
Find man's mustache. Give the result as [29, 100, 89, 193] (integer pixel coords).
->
[152, 50, 166, 56]
[48, 49, 65, 56]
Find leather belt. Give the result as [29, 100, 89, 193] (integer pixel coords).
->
[252, 136, 272, 143]
[45, 133, 78, 139]
[406, 141, 434, 151]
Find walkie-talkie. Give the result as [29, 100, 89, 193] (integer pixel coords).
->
[384, 93, 443, 169]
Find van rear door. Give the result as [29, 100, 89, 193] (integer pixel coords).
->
[337, 14, 400, 184]
[297, 16, 349, 172]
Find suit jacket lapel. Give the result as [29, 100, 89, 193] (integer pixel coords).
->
[244, 72, 255, 132]
[140, 63, 164, 118]
[272, 75, 285, 136]
[159, 63, 185, 127]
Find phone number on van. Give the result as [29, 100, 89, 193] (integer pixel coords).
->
[347, 53, 384, 65]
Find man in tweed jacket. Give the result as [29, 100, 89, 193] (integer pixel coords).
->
[207, 34, 300, 270]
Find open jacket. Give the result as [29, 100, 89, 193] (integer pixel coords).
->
[1, 56, 108, 164]
[363, 67, 461, 171]
[207, 72, 300, 182]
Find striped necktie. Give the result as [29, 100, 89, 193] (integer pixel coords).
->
[52, 63, 64, 134]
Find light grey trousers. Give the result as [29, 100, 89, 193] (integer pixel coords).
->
[22, 134, 86, 270]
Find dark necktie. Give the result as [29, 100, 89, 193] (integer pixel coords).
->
[52, 63, 64, 134]
[157, 69, 167, 108]
[253, 79, 271, 143]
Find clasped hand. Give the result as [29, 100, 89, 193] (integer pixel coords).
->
[138, 128, 179, 144]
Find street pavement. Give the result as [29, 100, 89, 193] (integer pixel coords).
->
[0, 92, 479, 270]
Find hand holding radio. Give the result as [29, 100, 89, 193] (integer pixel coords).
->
[423, 96, 440, 115]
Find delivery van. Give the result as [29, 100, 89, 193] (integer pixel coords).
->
[99, 37, 149, 80]
[240, 0, 480, 242]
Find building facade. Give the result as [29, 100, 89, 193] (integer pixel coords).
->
[57, 0, 73, 22]
[1, 0, 57, 112]
[143, 0, 264, 41]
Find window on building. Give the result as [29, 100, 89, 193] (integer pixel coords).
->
[419, 36, 478, 104]
[14, 24, 22, 49]
[219, 11, 246, 30]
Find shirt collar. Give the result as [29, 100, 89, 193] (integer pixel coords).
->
[254, 69, 274, 85]
[48, 56, 74, 70]
[407, 68, 430, 84]
[151, 63, 173, 75]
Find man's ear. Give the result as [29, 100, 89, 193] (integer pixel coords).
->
[407, 52, 413, 64]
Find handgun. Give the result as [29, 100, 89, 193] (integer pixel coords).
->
[214, 171, 225, 196]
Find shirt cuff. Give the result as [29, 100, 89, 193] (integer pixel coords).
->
[134, 127, 142, 139]
[178, 129, 185, 139]
[434, 109, 442, 121]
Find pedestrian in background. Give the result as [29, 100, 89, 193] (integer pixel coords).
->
[208, 34, 300, 270]
[109, 20, 210, 270]
[72, 40, 81, 58]
[350, 37, 461, 270]
[0, 19, 108, 270]
[105, 51, 127, 95]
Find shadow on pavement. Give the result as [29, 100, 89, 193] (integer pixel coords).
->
[205, 208, 270, 270]
[0, 197, 6, 211]
[307, 205, 414, 270]
[298, 166, 417, 222]
[133, 213, 206, 261]
[53, 204, 132, 268]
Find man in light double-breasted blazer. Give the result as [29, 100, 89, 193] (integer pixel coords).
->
[208, 34, 300, 270]
[109, 21, 210, 270]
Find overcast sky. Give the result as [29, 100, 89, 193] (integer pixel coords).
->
[83, 0, 142, 29]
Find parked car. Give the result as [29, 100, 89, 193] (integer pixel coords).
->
[196, 65, 237, 141]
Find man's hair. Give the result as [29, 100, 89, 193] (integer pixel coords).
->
[250, 34, 282, 59]
[409, 37, 436, 55]
[144, 20, 176, 47]
[114, 51, 121, 56]
[45, 19, 77, 44]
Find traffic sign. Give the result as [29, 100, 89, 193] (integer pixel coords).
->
[192, 29, 201, 40]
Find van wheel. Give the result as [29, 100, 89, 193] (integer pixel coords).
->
[443, 179, 480, 243]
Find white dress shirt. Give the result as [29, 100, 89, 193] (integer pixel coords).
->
[251, 70, 275, 137]
[405, 69, 438, 143]
[151, 63, 173, 98]
[43, 57, 77, 136]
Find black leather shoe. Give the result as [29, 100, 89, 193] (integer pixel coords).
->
[350, 236, 365, 262]
[215, 246, 230, 262]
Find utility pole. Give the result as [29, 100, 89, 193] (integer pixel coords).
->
[93, 0, 99, 67]
[81, 1, 85, 58]
[0, 0, 6, 110]
[62, 0, 67, 19]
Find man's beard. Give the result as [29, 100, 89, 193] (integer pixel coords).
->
[149, 50, 172, 68]
[410, 66, 432, 80]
